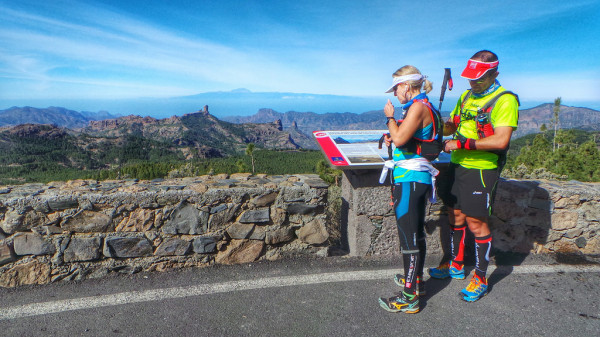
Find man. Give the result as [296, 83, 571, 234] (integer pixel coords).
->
[429, 50, 519, 302]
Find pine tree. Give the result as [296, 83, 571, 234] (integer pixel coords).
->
[245, 143, 256, 174]
[552, 97, 561, 152]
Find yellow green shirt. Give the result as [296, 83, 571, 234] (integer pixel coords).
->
[449, 86, 519, 169]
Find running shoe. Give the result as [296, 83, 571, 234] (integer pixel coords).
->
[428, 261, 465, 279]
[378, 292, 419, 313]
[461, 274, 488, 302]
[394, 275, 426, 296]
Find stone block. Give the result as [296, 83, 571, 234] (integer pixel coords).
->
[115, 208, 155, 232]
[215, 239, 264, 264]
[575, 237, 587, 248]
[553, 240, 580, 254]
[286, 203, 320, 215]
[280, 186, 309, 202]
[270, 207, 286, 226]
[581, 237, 600, 254]
[208, 203, 240, 230]
[580, 201, 600, 222]
[565, 228, 584, 239]
[103, 237, 153, 258]
[188, 183, 208, 193]
[239, 208, 270, 223]
[298, 218, 329, 245]
[48, 197, 79, 211]
[551, 211, 578, 231]
[0, 210, 26, 234]
[13, 233, 56, 256]
[154, 238, 190, 256]
[265, 227, 295, 245]
[0, 243, 15, 266]
[227, 223, 255, 239]
[249, 226, 266, 240]
[192, 237, 217, 254]
[62, 211, 112, 232]
[0, 261, 51, 287]
[162, 204, 207, 235]
[251, 192, 278, 207]
[64, 237, 102, 262]
[304, 178, 329, 189]
[230, 173, 252, 180]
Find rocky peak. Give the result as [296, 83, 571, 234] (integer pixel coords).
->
[6, 123, 67, 139]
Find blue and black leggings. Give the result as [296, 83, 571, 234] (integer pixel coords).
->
[393, 181, 431, 295]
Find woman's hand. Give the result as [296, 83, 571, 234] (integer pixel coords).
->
[384, 99, 395, 118]
[384, 133, 392, 147]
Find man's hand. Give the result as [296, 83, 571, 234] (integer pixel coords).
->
[443, 139, 459, 152]
[443, 120, 456, 136]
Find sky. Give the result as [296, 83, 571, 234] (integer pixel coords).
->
[1, 0, 599, 117]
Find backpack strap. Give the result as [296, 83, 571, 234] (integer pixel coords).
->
[412, 98, 440, 142]
[478, 91, 520, 114]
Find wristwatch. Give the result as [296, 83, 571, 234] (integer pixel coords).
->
[386, 117, 395, 126]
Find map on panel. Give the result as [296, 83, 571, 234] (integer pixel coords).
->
[313, 130, 450, 169]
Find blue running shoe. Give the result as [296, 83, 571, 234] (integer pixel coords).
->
[394, 275, 426, 296]
[461, 274, 488, 302]
[428, 261, 465, 280]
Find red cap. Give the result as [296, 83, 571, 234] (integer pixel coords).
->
[460, 59, 499, 80]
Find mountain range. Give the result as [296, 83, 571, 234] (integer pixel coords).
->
[0, 106, 117, 129]
[1, 103, 598, 160]
[0, 106, 312, 173]
[224, 104, 600, 139]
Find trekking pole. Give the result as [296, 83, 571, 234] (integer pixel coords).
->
[438, 68, 453, 111]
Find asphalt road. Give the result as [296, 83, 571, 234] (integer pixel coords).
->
[0, 254, 599, 337]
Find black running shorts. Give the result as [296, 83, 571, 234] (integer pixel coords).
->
[437, 163, 499, 218]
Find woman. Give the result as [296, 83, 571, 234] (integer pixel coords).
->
[378, 65, 439, 314]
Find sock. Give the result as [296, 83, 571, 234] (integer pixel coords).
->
[402, 291, 417, 301]
[474, 234, 492, 279]
[402, 253, 419, 295]
[450, 224, 467, 267]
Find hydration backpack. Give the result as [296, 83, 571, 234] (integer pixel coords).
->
[454, 90, 520, 172]
[379, 98, 444, 161]
[398, 98, 444, 161]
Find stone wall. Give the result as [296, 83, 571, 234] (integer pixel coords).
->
[342, 169, 600, 258]
[2, 170, 599, 288]
[0, 174, 330, 288]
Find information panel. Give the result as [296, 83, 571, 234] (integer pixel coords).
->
[313, 130, 393, 169]
[313, 130, 450, 169]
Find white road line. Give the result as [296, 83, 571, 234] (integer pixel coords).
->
[0, 264, 598, 320]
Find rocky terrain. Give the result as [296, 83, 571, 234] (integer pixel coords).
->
[0, 106, 116, 129]
[0, 107, 314, 166]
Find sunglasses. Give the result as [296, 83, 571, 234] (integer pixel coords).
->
[470, 70, 497, 84]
